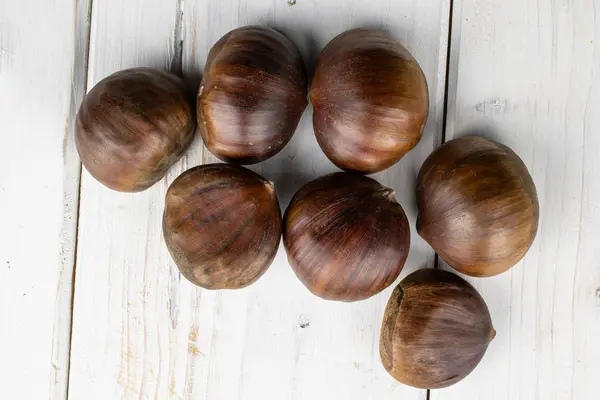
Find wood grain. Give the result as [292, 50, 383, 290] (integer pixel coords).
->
[67, 0, 196, 398]
[180, 0, 451, 398]
[432, 0, 600, 398]
[0, 0, 85, 398]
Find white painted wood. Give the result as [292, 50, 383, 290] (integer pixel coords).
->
[432, 0, 600, 399]
[67, 0, 195, 398]
[6, 0, 600, 398]
[178, 0, 451, 398]
[0, 1, 83, 399]
[50, 1, 93, 399]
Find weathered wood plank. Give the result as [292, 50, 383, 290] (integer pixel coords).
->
[67, 0, 189, 398]
[432, 0, 600, 398]
[0, 1, 85, 398]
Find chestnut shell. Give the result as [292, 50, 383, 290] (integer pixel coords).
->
[76, 68, 195, 192]
[198, 26, 308, 164]
[310, 29, 429, 173]
[163, 164, 281, 289]
[380, 268, 496, 389]
[417, 136, 539, 277]
[283, 173, 410, 302]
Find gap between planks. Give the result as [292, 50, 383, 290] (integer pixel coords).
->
[50, 0, 93, 399]
[429, 0, 456, 399]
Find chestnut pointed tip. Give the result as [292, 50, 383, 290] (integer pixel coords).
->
[380, 188, 396, 201]
[488, 327, 497, 343]
[415, 215, 429, 240]
[265, 180, 275, 191]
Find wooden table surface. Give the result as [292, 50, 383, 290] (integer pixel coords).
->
[1, 0, 599, 399]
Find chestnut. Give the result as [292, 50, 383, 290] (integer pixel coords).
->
[283, 173, 410, 302]
[417, 135, 539, 277]
[198, 26, 308, 164]
[380, 268, 496, 389]
[163, 164, 281, 289]
[76, 68, 195, 192]
[310, 29, 429, 173]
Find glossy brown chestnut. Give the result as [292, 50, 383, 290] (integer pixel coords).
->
[417, 135, 539, 277]
[380, 268, 496, 389]
[198, 26, 307, 164]
[283, 173, 410, 302]
[163, 164, 281, 289]
[76, 68, 195, 192]
[309, 29, 429, 174]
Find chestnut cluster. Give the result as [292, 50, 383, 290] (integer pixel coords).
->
[75, 26, 539, 390]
